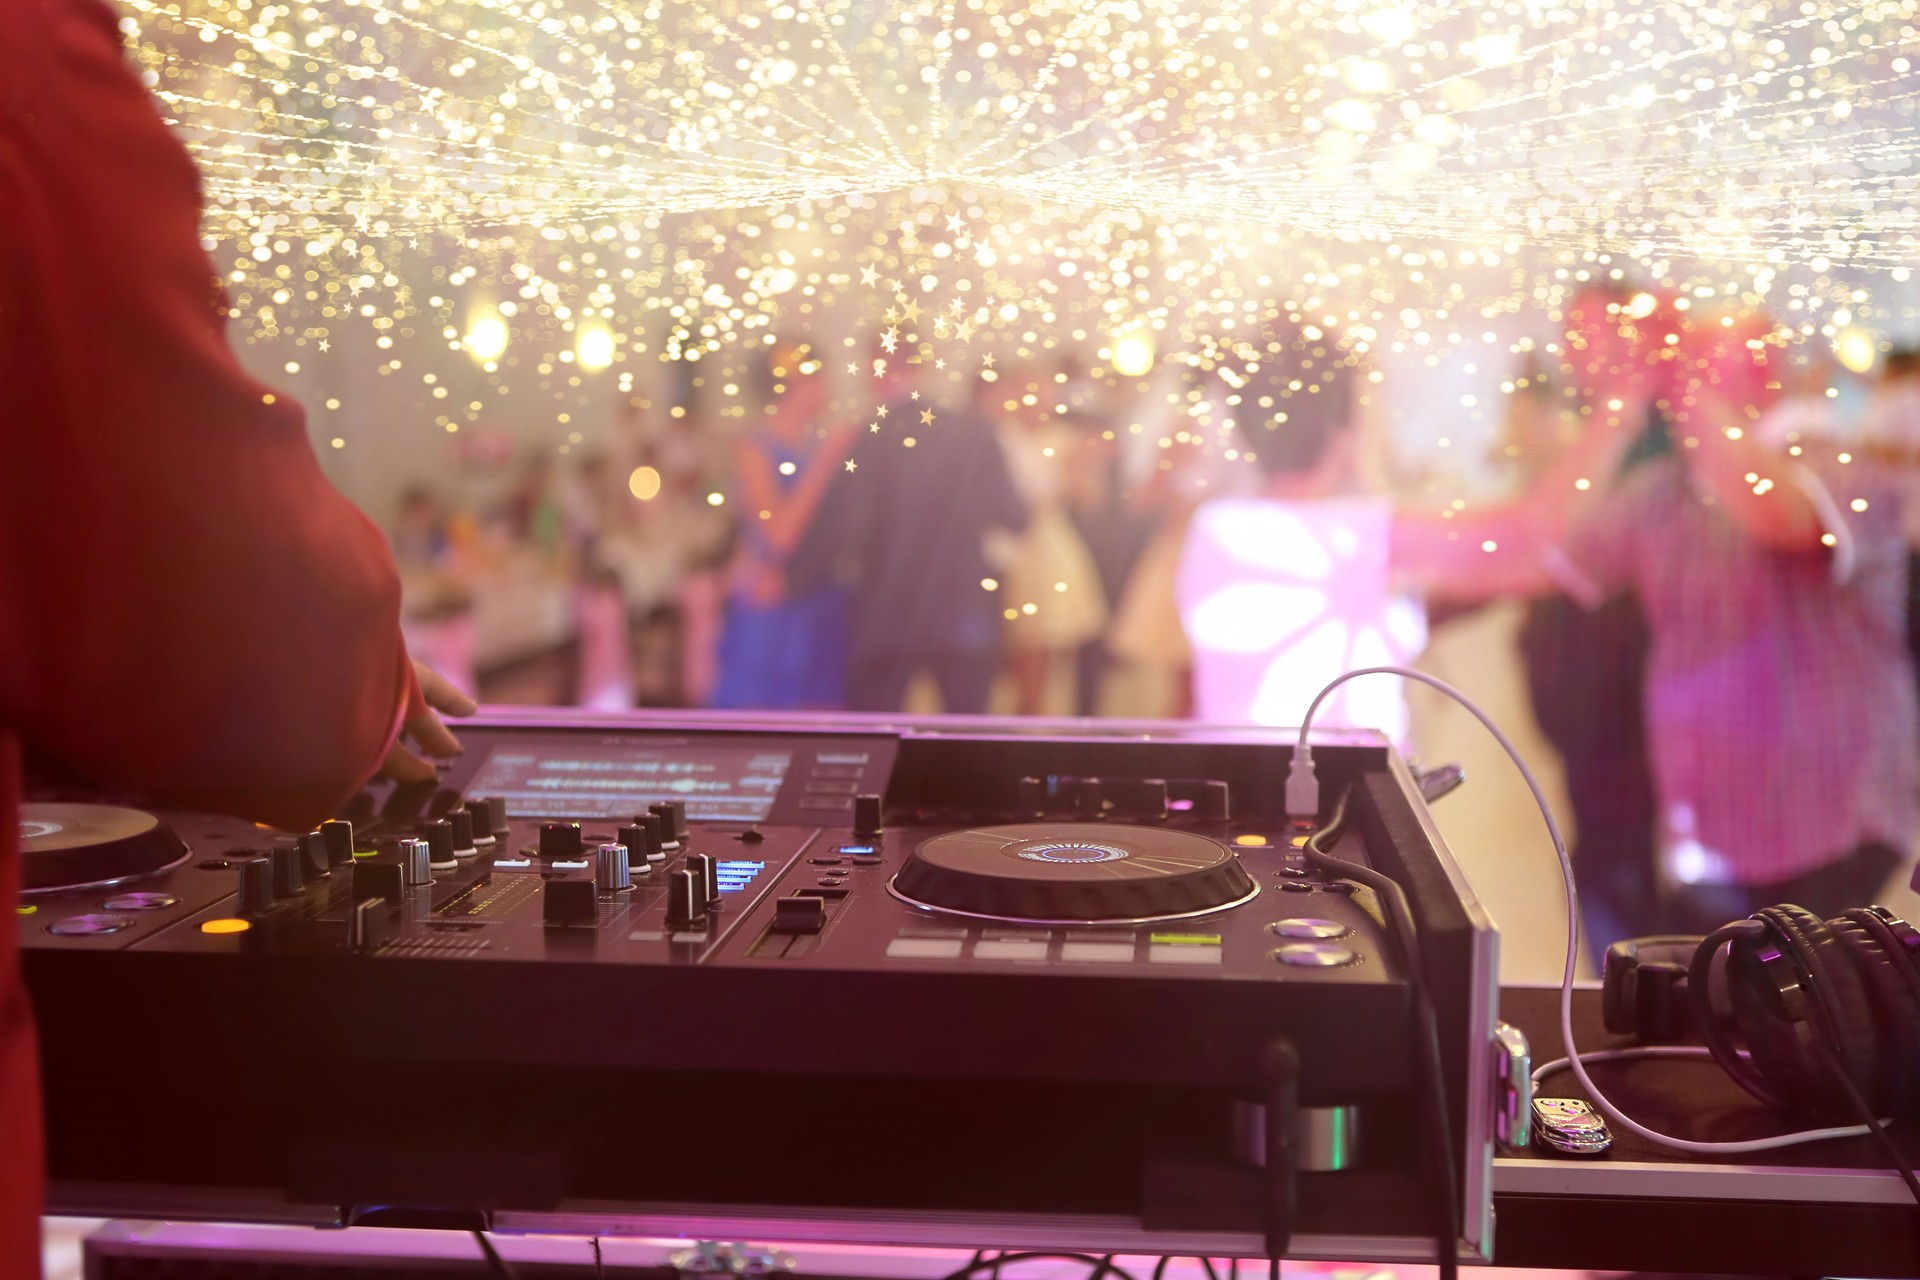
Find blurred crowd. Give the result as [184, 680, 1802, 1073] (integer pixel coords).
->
[388, 292, 1920, 953]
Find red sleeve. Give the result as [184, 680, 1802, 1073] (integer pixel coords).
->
[0, 0, 418, 831]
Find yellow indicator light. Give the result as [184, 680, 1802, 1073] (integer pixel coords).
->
[1233, 834, 1270, 847]
[200, 918, 252, 935]
[353, 849, 379, 858]
[16, 905, 37, 916]
[1150, 933, 1222, 946]
[1290, 834, 1312, 849]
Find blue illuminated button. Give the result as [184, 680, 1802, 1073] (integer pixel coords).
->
[837, 845, 876, 856]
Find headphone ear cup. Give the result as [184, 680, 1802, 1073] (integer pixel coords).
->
[1836, 909, 1920, 1119]
[1603, 936, 1702, 1039]
[1759, 905, 1882, 1118]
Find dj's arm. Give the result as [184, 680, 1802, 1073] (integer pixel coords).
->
[0, 0, 452, 831]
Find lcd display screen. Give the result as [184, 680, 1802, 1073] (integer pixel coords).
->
[464, 742, 793, 823]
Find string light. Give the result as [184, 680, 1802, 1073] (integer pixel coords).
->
[116, 0, 1920, 443]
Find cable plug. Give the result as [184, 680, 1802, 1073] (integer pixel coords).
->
[1286, 745, 1321, 831]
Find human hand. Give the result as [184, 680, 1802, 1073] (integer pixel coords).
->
[382, 660, 478, 783]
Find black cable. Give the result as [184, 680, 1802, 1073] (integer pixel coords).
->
[1200, 1261, 1220, 1280]
[1811, 1035, 1920, 1211]
[1266, 1259, 1277, 1280]
[592, 1236, 605, 1280]
[1151, 1258, 1171, 1280]
[473, 1229, 518, 1280]
[1303, 786, 1460, 1280]
[935, 1253, 1136, 1280]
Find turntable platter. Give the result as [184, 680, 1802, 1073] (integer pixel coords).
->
[19, 803, 191, 894]
[889, 823, 1257, 924]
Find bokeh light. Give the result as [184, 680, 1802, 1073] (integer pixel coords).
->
[627, 464, 663, 500]
[116, 0, 1920, 442]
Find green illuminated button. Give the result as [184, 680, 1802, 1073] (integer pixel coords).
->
[1149, 932, 1221, 946]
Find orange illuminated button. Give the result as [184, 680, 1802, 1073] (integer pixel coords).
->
[1233, 834, 1270, 847]
[200, 917, 252, 935]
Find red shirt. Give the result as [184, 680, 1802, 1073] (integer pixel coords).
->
[1, 2, 421, 1271]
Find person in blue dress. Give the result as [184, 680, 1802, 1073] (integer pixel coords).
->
[709, 344, 855, 709]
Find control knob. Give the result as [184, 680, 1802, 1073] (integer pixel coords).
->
[474, 796, 509, 843]
[270, 843, 305, 897]
[686, 853, 720, 912]
[235, 856, 274, 917]
[853, 793, 884, 839]
[422, 819, 458, 870]
[539, 821, 583, 861]
[296, 829, 332, 879]
[648, 801, 690, 849]
[595, 842, 633, 892]
[318, 818, 356, 867]
[399, 837, 435, 888]
[621, 816, 667, 866]
[446, 808, 478, 857]
[665, 868, 705, 927]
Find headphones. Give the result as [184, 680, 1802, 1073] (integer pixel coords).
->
[1603, 905, 1920, 1122]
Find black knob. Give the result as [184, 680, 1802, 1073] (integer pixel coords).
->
[649, 801, 690, 847]
[296, 830, 331, 879]
[422, 819, 457, 869]
[620, 817, 666, 865]
[477, 796, 510, 841]
[540, 821, 583, 860]
[686, 853, 719, 912]
[853, 794, 884, 838]
[353, 859, 405, 907]
[665, 869, 705, 927]
[318, 819, 356, 867]
[235, 856, 274, 917]
[446, 808, 476, 855]
[270, 844, 305, 898]
[544, 877, 599, 926]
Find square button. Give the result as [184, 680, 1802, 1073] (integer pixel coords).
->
[1148, 944, 1223, 966]
[1060, 941, 1134, 964]
[886, 937, 964, 960]
[974, 939, 1049, 963]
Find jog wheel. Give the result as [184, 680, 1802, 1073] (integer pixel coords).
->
[889, 823, 1257, 925]
[19, 804, 191, 895]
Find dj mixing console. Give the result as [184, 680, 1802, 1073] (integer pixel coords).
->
[20, 710, 1499, 1264]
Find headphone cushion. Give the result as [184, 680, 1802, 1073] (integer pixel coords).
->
[1761, 905, 1881, 1115]
[1836, 909, 1920, 1117]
